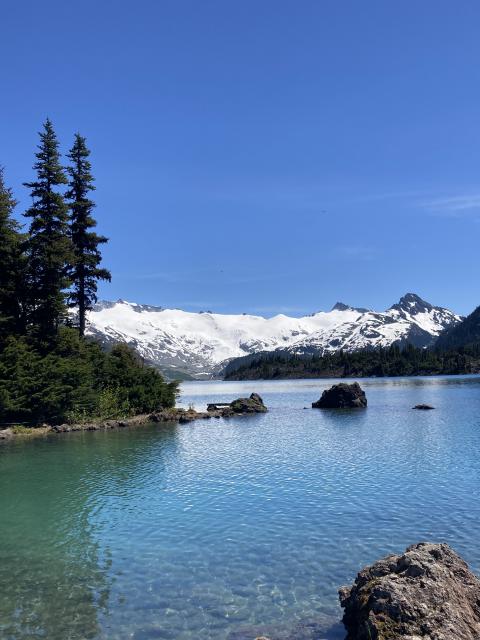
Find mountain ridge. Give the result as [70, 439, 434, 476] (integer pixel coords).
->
[83, 294, 462, 378]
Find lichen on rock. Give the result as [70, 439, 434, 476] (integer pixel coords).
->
[339, 542, 480, 639]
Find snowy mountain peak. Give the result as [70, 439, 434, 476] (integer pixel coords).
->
[390, 293, 434, 314]
[84, 294, 462, 378]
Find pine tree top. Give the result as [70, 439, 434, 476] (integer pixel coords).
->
[24, 118, 68, 192]
[66, 133, 95, 202]
[0, 167, 19, 231]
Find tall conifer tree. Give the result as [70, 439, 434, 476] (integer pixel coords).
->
[66, 134, 110, 336]
[24, 119, 72, 339]
[0, 167, 25, 338]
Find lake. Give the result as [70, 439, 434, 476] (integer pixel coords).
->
[1, 376, 480, 639]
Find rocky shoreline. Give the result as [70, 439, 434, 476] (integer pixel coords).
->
[0, 393, 268, 440]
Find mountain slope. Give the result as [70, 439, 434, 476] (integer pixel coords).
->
[84, 294, 461, 378]
[435, 305, 480, 350]
[283, 293, 459, 356]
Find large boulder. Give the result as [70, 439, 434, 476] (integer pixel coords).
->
[339, 542, 480, 639]
[312, 382, 367, 409]
[230, 393, 268, 414]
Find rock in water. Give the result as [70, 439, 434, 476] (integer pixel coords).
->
[312, 382, 367, 409]
[413, 403, 435, 410]
[230, 393, 268, 413]
[339, 542, 480, 639]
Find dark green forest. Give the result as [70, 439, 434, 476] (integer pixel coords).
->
[436, 305, 480, 350]
[0, 120, 176, 425]
[224, 342, 480, 381]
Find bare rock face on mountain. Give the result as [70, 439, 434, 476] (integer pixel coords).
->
[312, 382, 367, 408]
[339, 542, 480, 640]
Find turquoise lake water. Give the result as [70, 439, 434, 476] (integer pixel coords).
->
[1, 376, 480, 639]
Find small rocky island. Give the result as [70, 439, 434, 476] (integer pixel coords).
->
[339, 542, 480, 639]
[208, 393, 268, 415]
[312, 382, 367, 409]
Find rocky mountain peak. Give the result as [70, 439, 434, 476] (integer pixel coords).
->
[390, 293, 434, 315]
[332, 302, 370, 313]
[332, 302, 352, 311]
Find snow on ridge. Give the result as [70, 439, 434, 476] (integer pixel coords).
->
[85, 295, 462, 377]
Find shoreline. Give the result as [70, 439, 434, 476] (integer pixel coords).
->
[0, 408, 226, 441]
[0, 394, 268, 441]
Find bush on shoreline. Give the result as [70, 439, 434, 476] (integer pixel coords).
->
[0, 327, 178, 425]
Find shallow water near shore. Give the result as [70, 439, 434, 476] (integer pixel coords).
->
[1, 375, 480, 640]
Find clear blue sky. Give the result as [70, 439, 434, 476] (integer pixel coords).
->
[2, 1, 480, 316]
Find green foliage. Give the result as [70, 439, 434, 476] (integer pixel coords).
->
[23, 119, 72, 339]
[0, 167, 26, 338]
[224, 342, 480, 380]
[0, 121, 156, 427]
[0, 328, 178, 424]
[66, 134, 111, 336]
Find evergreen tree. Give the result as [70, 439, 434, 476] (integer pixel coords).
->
[0, 167, 25, 338]
[66, 134, 110, 336]
[24, 119, 72, 339]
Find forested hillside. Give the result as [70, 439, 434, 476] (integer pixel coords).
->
[436, 306, 480, 350]
[224, 343, 480, 380]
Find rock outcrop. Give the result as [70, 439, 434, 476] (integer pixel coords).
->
[230, 393, 268, 413]
[339, 542, 480, 639]
[312, 382, 367, 409]
[208, 393, 267, 414]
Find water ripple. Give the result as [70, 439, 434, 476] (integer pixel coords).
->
[1, 375, 480, 639]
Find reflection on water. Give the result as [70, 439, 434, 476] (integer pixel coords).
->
[1, 376, 480, 639]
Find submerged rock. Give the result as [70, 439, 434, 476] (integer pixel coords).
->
[413, 403, 435, 410]
[339, 542, 480, 639]
[312, 382, 367, 409]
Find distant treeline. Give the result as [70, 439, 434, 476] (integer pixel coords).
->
[0, 120, 177, 424]
[223, 343, 480, 381]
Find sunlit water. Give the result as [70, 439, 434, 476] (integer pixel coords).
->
[1, 376, 480, 640]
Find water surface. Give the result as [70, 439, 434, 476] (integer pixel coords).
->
[1, 376, 480, 639]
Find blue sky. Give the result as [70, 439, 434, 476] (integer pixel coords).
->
[2, 1, 480, 316]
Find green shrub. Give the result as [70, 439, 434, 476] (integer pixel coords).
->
[0, 328, 178, 424]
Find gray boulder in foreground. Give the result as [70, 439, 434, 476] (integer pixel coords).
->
[312, 382, 367, 409]
[339, 542, 480, 639]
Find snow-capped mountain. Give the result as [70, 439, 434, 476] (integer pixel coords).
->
[84, 293, 462, 378]
[281, 293, 461, 356]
